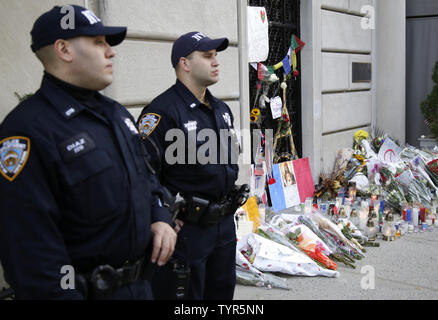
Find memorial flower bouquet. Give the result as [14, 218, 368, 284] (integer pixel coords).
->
[400, 146, 438, 192]
[285, 225, 338, 270]
[379, 166, 407, 213]
[236, 250, 290, 290]
[237, 233, 339, 278]
[297, 215, 359, 268]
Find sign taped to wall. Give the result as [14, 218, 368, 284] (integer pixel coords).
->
[247, 6, 269, 63]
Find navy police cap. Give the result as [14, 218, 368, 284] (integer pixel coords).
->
[31, 5, 127, 52]
[171, 31, 229, 68]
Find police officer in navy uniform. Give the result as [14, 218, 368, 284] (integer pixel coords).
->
[137, 32, 244, 300]
[0, 5, 176, 299]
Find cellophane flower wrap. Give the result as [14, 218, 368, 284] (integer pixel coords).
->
[237, 233, 339, 278]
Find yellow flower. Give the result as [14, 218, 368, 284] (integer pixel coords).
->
[354, 154, 366, 165]
[251, 108, 261, 116]
[354, 130, 369, 143]
[250, 115, 258, 123]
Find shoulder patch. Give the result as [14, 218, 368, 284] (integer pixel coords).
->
[0, 136, 31, 182]
[138, 113, 161, 137]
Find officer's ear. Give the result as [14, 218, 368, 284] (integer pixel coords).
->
[53, 39, 74, 63]
[179, 57, 191, 72]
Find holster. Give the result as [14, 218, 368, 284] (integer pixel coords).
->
[177, 184, 250, 227]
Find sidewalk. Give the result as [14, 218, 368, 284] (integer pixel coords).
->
[2, 224, 437, 300]
[234, 226, 438, 300]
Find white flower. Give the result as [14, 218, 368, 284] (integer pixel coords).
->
[268, 74, 279, 83]
[280, 82, 287, 90]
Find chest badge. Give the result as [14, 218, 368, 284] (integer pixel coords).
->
[0, 136, 31, 182]
[138, 113, 161, 137]
[184, 121, 198, 132]
[124, 118, 139, 135]
[222, 112, 232, 127]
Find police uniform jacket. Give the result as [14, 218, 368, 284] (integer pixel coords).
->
[0, 74, 171, 299]
[137, 80, 239, 202]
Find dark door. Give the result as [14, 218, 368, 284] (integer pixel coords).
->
[248, 0, 302, 161]
[406, 0, 438, 145]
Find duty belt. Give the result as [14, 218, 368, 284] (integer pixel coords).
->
[75, 256, 154, 300]
[177, 184, 250, 226]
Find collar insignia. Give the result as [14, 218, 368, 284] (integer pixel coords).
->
[65, 107, 76, 118]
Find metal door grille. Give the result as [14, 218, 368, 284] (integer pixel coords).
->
[248, 0, 302, 160]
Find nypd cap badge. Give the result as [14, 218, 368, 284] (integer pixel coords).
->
[0, 136, 31, 182]
[138, 113, 161, 137]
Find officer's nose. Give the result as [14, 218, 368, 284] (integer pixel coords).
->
[212, 57, 219, 68]
[106, 43, 116, 59]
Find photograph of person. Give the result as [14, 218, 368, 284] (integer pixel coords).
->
[280, 162, 296, 187]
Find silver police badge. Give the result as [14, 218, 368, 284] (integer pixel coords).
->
[138, 113, 161, 137]
[0, 136, 31, 182]
[222, 112, 232, 127]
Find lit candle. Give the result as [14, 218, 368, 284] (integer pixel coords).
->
[383, 225, 391, 237]
[365, 219, 377, 240]
[383, 212, 396, 241]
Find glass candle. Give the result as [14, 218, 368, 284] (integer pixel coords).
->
[350, 209, 359, 228]
[365, 219, 377, 240]
[383, 212, 396, 240]
[412, 207, 419, 227]
[420, 208, 426, 223]
[304, 197, 313, 215]
[406, 208, 412, 224]
[344, 198, 352, 218]
[358, 202, 369, 231]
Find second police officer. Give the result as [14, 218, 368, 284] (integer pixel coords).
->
[137, 31, 248, 300]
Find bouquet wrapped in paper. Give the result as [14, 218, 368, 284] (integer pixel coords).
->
[269, 214, 302, 230]
[272, 222, 334, 257]
[296, 214, 357, 268]
[257, 224, 336, 270]
[236, 266, 291, 290]
[237, 233, 339, 278]
[269, 214, 345, 258]
[236, 250, 290, 290]
[338, 218, 367, 241]
[426, 158, 438, 187]
[400, 146, 438, 194]
[256, 224, 302, 253]
[285, 225, 337, 270]
[379, 166, 407, 213]
[304, 211, 366, 259]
